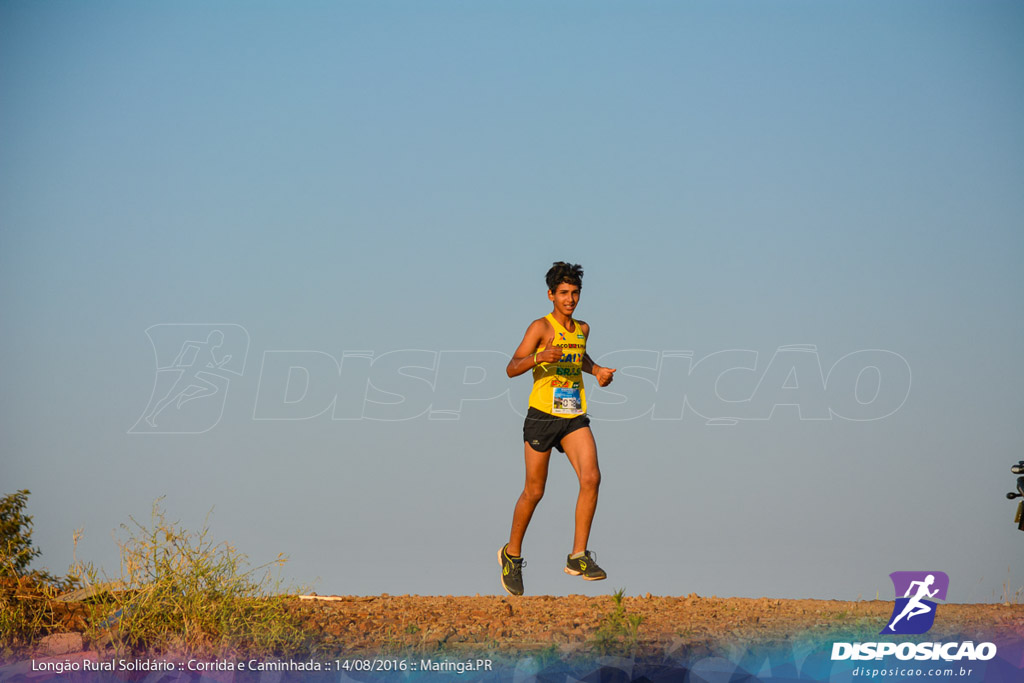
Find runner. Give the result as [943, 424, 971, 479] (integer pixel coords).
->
[143, 330, 231, 427]
[888, 574, 940, 631]
[498, 262, 616, 596]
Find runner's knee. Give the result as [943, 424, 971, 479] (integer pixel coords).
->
[579, 469, 601, 491]
[523, 482, 546, 504]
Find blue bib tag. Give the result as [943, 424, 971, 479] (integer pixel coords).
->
[552, 387, 583, 415]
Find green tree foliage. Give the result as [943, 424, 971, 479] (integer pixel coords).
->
[0, 489, 71, 588]
[1, 490, 42, 578]
[1, 490, 73, 656]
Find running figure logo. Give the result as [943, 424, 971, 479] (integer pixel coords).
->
[881, 571, 949, 635]
[129, 324, 249, 434]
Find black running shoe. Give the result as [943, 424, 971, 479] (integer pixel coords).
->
[564, 550, 607, 580]
[498, 544, 526, 596]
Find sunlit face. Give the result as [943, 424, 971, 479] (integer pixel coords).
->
[548, 282, 581, 316]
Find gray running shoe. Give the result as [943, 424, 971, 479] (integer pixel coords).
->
[498, 544, 526, 596]
[564, 550, 607, 580]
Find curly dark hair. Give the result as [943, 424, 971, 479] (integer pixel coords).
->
[545, 262, 584, 292]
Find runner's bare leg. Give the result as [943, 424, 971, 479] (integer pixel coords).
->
[507, 444, 552, 556]
[561, 426, 601, 555]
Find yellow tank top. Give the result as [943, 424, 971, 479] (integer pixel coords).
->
[527, 313, 587, 417]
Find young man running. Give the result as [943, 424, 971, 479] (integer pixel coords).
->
[499, 262, 616, 596]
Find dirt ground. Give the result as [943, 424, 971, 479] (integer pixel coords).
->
[289, 593, 1024, 659]
[18, 593, 1024, 665]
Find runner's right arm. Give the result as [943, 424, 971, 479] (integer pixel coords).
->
[506, 320, 561, 378]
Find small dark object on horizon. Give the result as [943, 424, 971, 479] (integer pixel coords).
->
[1006, 462, 1024, 532]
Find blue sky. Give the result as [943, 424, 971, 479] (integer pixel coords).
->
[2, 1, 1023, 602]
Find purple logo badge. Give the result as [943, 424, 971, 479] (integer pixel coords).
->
[881, 571, 949, 635]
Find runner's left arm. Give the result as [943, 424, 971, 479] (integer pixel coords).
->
[580, 324, 616, 386]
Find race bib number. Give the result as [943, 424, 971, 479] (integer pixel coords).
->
[552, 387, 583, 415]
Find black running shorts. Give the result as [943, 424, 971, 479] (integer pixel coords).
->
[523, 407, 591, 453]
